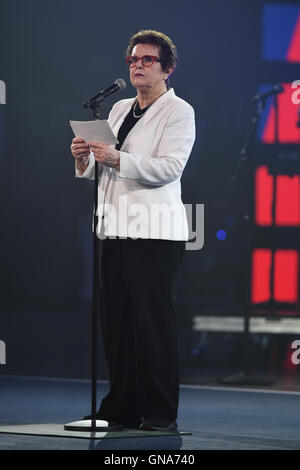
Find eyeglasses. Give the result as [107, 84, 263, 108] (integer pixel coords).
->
[126, 55, 161, 68]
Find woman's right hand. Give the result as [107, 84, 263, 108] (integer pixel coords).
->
[70, 137, 90, 160]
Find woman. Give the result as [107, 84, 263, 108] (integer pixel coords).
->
[70, 30, 195, 431]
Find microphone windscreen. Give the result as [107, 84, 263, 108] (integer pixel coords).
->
[115, 78, 126, 91]
[274, 83, 284, 94]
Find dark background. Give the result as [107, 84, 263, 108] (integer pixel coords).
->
[0, 0, 299, 384]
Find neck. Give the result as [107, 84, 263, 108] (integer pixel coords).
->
[137, 85, 168, 109]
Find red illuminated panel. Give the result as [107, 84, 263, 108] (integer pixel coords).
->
[252, 249, 272, 303]
[261, 83, 300, 143]
[255, 166, 273, 226]
[274, 250, 298, 302]
[286, 12, 300, 62]
[276, 175, 300, 226]
[262, 105, 276, 143]
[255, 166, 300, 226]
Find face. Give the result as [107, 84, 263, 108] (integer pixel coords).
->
[128, 43, 171, 92]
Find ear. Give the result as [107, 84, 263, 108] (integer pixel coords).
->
[165, 66, 175, 80]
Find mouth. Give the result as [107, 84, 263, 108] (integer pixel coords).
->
[134, 73, 144, 77]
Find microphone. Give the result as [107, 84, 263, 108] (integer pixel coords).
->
[252, 83, 284, 102]
[84, 78, 126, 108]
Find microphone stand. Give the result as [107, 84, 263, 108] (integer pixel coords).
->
[219, 95, 274, 386]
[268, 94, 279, 318]
[64, 100, 121, 432]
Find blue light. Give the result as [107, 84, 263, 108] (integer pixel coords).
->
[262, 5, 300, 61]
[217, 229, 227, 240]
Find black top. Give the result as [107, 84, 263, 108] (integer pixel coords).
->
[115, 100, 150, 151]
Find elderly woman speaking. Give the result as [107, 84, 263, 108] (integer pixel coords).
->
[71, 30, 195, 431]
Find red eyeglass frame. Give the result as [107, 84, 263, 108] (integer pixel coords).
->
[126, 55, 161, 68]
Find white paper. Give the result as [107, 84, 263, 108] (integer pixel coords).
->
[69, 120, 118, 145]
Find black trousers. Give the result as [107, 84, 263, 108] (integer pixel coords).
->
[96, 236, 185, 427]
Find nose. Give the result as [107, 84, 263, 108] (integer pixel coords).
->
[135, 58, 144, 68]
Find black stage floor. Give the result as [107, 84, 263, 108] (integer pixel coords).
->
[0, 375, 299, 450]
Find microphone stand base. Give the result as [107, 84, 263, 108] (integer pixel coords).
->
[219, 371, 274, 386]
[64, 419, 123, 432]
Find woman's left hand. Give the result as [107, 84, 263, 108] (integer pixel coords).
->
[89, 141, 120, 170]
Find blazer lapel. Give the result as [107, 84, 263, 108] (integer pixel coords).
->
[121, 88, 176, 151]
[110, 98, 135, 134]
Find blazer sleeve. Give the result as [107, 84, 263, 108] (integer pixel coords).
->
[118, 102, 195, 186]
[74, 151, 98, 180]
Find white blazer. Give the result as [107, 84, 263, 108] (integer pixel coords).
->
[76, 88, 195, 240]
